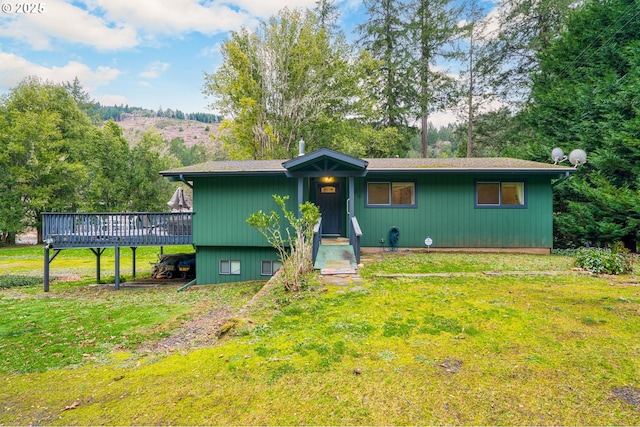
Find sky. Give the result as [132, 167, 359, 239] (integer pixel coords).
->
[0, 0, 493, 127]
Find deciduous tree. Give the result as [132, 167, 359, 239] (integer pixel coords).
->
[204, 8, 364, 159]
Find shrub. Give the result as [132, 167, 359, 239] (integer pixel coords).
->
[247, 195, 321, 292]
[575, 244, 634, 275]
[0, 275, 42, 289]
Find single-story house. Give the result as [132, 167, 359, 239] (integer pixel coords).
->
[160, 148, 575, 285]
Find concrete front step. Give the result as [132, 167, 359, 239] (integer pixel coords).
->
[314, 244, 357, 271]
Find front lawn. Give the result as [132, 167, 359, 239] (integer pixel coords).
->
[0, 250, 638, 425]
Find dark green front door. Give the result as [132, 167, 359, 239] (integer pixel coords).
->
[316, 182, 341, 235]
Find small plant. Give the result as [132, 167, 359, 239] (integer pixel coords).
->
[247, 195, 321, 292]
[0, 275, 41, 289]
[575, 243, 634, 275]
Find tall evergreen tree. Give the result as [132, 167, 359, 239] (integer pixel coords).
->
[458, 0, 497, 157]
[63, 77, 100, 124]
[528, 0, 640, 249]
[357, 0, 412, 129]
[486, 0, 574, 104]
[405, 0, 463, 157]
[314, 0, 340, 33]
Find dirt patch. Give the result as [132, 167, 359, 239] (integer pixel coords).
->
[612, 386, 640, 406]
[138, 275, 281, 354]
[439, 358, 463, 374]
[139, 306, 235, 353]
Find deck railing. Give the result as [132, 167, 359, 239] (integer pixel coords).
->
[43, 212, 193, 248]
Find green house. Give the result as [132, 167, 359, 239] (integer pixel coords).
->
[161, 148, 574, 285]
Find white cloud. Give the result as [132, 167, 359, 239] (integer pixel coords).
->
[0, 0, 138, 50]
[231, 0, 316, 17]
[88, 0, 258, 36]
[200, 42, 222, 58]
[139, 61, 170, 79]
[0, 51, 121, 92]
[98, 94, 129, 106]
[429, 110, 458, 128]
[0, 0, 323, 52]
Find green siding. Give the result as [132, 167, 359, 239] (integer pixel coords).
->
[354, 174, 554, 249]
[192, 175, 297, 247]
[189, 171, 556, 285]
[196, 246, 280, 284]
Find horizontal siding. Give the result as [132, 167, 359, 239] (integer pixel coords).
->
[196, 246, 280, 284]
[355, 173, 553, 249]
[192, 176, 297, 247]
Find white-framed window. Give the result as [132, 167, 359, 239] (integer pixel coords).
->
[476, 181, 526, 208]
[366, 181, 416, 207]
[261, 260, 283, 276]
[219, 259, 241, 275]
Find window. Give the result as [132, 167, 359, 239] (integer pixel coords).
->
[261, 260, 283, 276]
[476, 181, 526, 208]
[219, 259, 241, 275]
[367, 182, 416, 207]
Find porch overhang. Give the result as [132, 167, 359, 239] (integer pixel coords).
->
[283, 148, 369, 178]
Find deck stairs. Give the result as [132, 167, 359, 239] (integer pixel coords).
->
[314, 238, 358, 275]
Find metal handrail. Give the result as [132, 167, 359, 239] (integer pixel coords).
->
[312, 217, 323, 263]
[350, 216, 362, 264]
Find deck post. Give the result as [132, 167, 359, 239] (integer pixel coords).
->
[89, 248, 105, 283]
[131, 247, 137, 278]
[114, 246, 120, 290]
[43, 247, 61, 292]
[44, 246, 50, 292]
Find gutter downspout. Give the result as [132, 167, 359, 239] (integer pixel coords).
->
[552, 171, 571, 188]
[178, 278, 197, 292]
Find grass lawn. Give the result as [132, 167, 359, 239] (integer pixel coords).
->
[0, 248, 639, 425]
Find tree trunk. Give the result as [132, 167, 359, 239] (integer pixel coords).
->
[421, 114, 429, 158]
[622, 233, 637, 252]
[467, 31, 474, 158]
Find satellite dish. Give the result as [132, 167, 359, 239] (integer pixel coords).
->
[551, 147, 566, 164]
[569, 149, 587, 167]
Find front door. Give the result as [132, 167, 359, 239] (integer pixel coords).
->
[316, 182, 341, 235]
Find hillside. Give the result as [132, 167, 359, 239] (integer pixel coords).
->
[116, 115, 222, 147]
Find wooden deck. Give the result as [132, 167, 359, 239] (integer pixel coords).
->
[42, 212, 193, 292]
[43, 212, 192, 248]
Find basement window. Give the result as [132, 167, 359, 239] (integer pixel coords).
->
[219, 259, 241, 275]
[261, 260, 283, 276]
[366, 181, 416, 207]
[476, 181, 526, 208]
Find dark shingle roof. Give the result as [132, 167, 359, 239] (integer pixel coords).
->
[161, 156, 574, 177]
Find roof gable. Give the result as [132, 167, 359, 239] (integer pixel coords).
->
[282, 148, 369, 177]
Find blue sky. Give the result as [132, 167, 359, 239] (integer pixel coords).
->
[0, 0, 364, 113]
[0, 0, 497, 126]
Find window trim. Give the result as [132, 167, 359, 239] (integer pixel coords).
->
[365, 180, 417, 208]
[219, 259, 241, 275]
[475, 180, 527, 209]
[260, 260, 283, 276]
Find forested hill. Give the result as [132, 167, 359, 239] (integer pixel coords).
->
[97, 104, 221, 123]
[115, 114, 221, 147]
